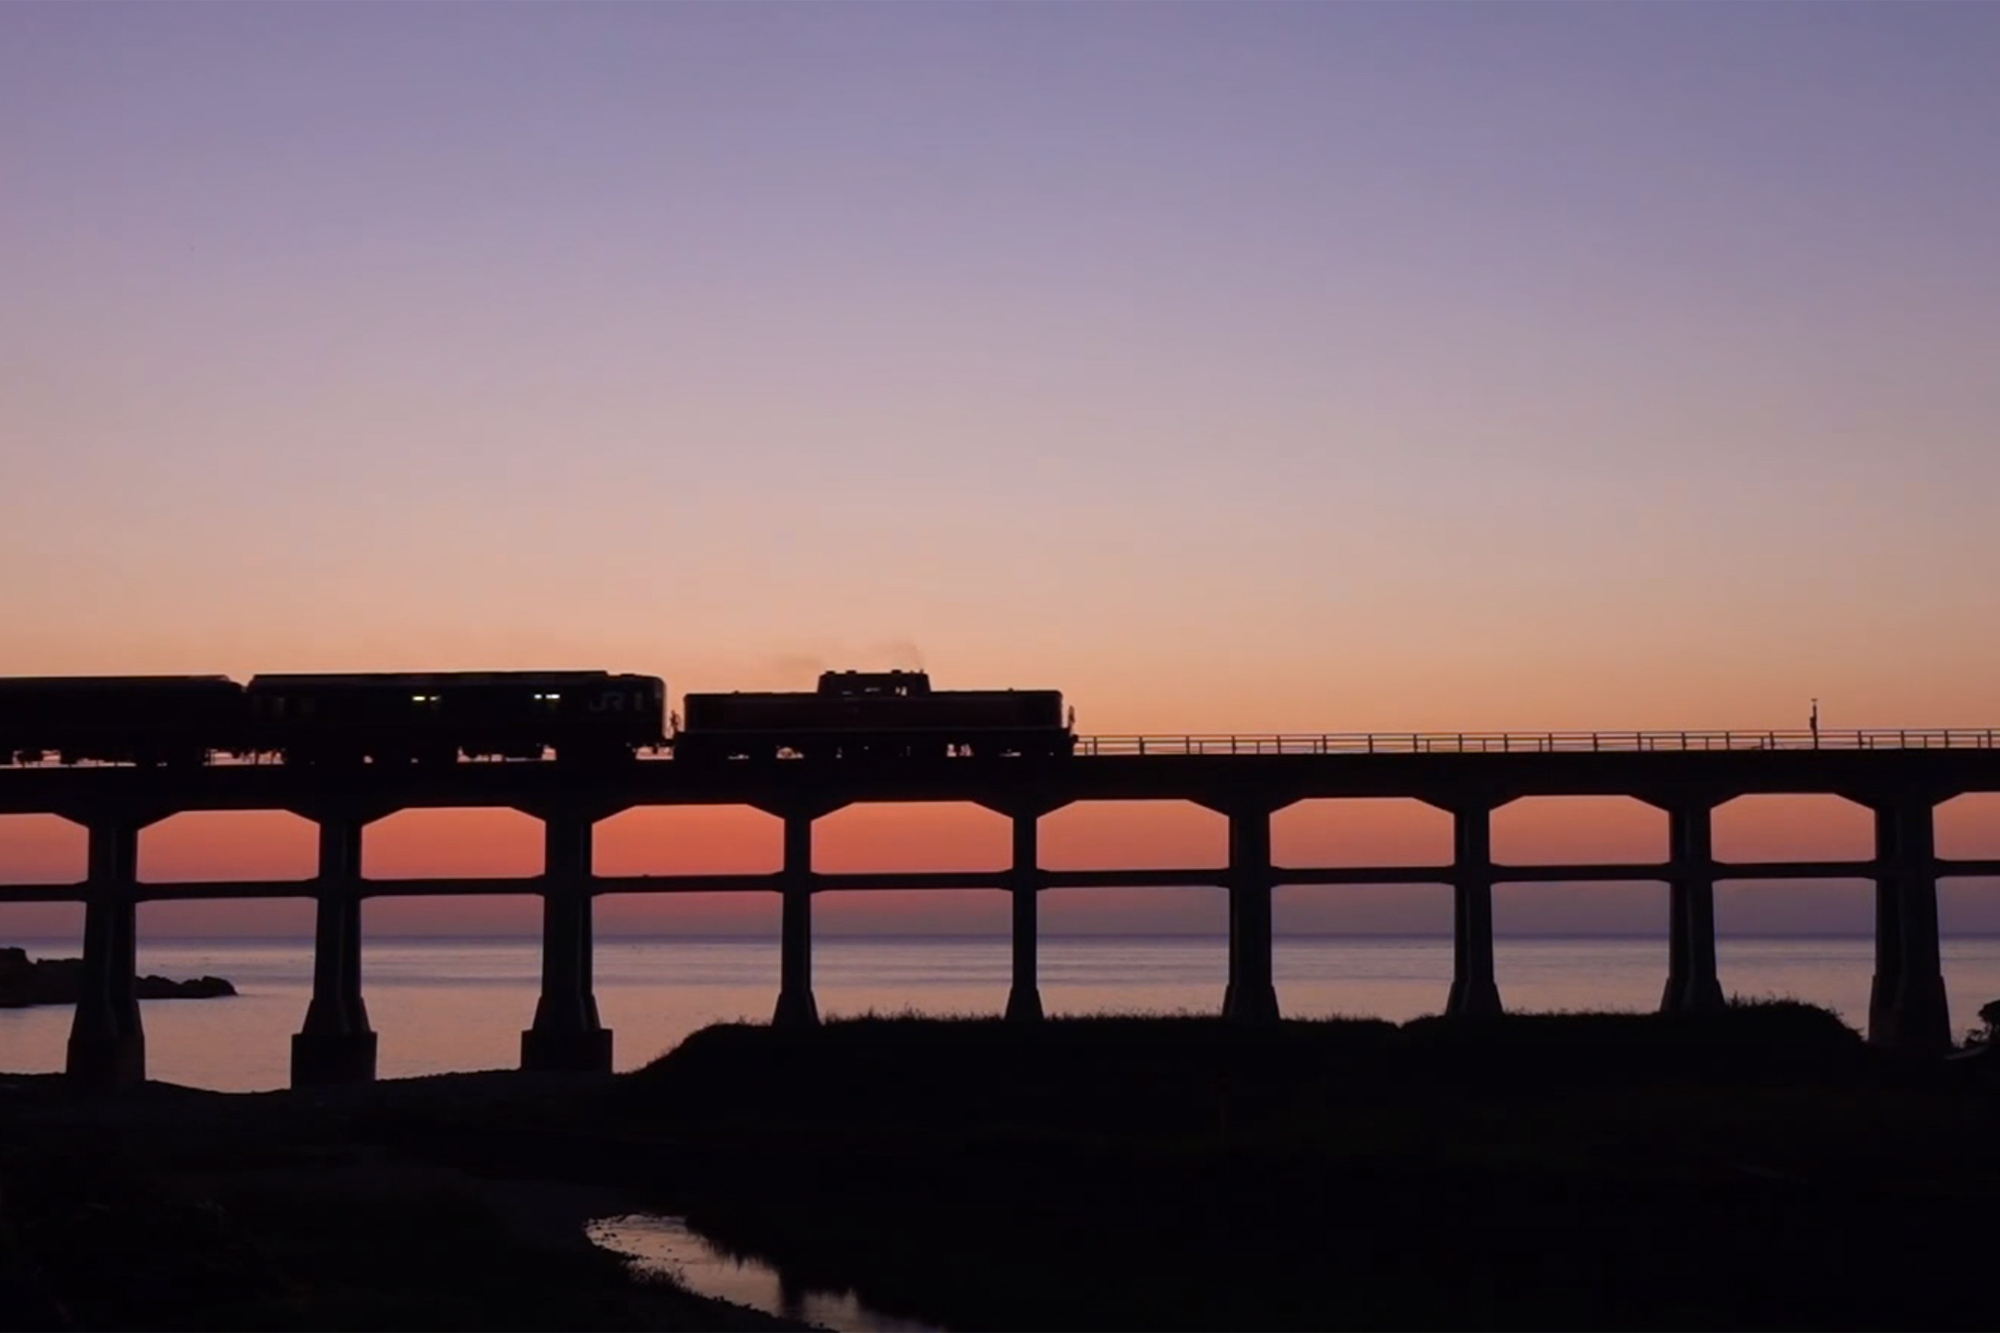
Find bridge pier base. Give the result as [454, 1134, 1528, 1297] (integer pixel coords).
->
[521, 1022, 613, 1074]
[1868, 875, 1901, 1044]
[292, 894, 378, 1082]
[66, 819, 146, 1092]
[293, 1030, 379, 1086]
[292, 817, 377, 1087]
[1445, 805, 1503, 1020]
[773, 811, 819, 1029]
[1005, 813, 1043, 1023]
[521, 813, 613, 1073]
[1661, 804, 1725, 1014]
[1222, 808, 1280, 1024]
[1868, 800, 1949, 1053]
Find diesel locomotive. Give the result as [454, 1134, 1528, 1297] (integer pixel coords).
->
[0, 671, 666, 767]
[673, 670, 1074, 762]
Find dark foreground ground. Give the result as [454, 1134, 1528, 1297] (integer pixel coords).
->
[8, 1004, 2000, 1330]
[0, 1070, 800, 1332]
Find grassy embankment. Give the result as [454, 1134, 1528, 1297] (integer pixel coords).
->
[0, 1072, 799, 1331]
[603, 1005, 2000, 1331]
[8, 1005, 2000, 1330]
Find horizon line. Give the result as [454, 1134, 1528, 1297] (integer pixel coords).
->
[10, 930, 1998, 944]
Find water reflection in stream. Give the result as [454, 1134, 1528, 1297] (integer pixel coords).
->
[588, 1213, 947, 1333]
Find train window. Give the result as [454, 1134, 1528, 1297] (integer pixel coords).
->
[533, 692, 562, 702]
[411, 694, 440, 706]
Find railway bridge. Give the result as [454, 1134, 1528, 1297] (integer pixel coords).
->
[3, 727, 1998, 1091]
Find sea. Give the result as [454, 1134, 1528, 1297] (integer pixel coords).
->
[6, 934, 2000, 1092]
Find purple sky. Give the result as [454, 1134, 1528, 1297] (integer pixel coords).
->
[3, 3, 1998, 937]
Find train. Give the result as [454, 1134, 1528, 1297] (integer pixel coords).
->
[674, 670, 1074, 762]
[0, 677, 248, 769]
[0, 667, 1074, 767]
[0, 672, 666, 768]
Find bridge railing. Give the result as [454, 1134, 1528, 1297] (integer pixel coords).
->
[1069, 729, 2000, 757]
[6, 729, 1997, 769]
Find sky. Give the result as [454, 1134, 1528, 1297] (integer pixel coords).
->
[3, 3, 1998, 938]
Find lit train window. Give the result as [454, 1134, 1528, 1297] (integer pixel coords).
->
[533, 693, 562, 702]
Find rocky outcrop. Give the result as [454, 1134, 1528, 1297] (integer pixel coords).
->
[0, 946, 236, 1007]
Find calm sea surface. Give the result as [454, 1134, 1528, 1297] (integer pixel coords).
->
[6, 935, 2000, 1092]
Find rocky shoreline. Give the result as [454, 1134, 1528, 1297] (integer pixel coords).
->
[0, 946, 236, 1007]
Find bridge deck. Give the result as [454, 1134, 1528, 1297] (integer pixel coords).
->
[5, 739, 2000, 816]
[1075, 729, 2000, 755]
[4, 726, 1998, 769]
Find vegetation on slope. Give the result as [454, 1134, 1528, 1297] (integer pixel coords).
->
[0, 1075, 796, 1332]
[7, 1004, 1998, 1330]
[612, 1005, 2000, 1331]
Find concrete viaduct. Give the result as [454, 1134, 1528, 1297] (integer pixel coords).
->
[2, 728, 1996, 1091]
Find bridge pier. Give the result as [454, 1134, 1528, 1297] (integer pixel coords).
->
[1222, 807, 1280, 1024]
[65, 816, 148, 1092]
[521, 811, 613, 1073]
[1868, 798, 1949, 1053]
[1445, 804, 1503, 1020]
[773, 810, 819, 1029]
[1661, 803, 1725, 1014]
[291, 814, 378, 1086]
[1868, 859, 1902, 1045]
[1005, 812, 1043, 1023]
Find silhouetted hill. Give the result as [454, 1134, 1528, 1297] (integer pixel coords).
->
[6, 1006, 1997, 1330]
[0, 1072, 803, 1332]
[610, 1005, 1998, 1331]
[627, 1002, 1878, 1133]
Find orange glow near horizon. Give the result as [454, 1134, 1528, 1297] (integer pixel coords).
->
[141, 811, 315, 883]
[1937, 795, 2000, 861]
[1492, 797, 1664, 866]
[595, 807, 781, 875]
[1712, 796, 1875, 864]
[1274, 799, 1450, 868]
[3, 791, 1997, 939]
[365, 809, 543, 881]
[1040, 801, 1224, 870]
[816, 804, 1009, 872]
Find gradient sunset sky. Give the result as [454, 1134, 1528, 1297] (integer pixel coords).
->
[4, 3, 1997, 938]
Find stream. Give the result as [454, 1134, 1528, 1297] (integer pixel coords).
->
[588, 1213, 948, 1333]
